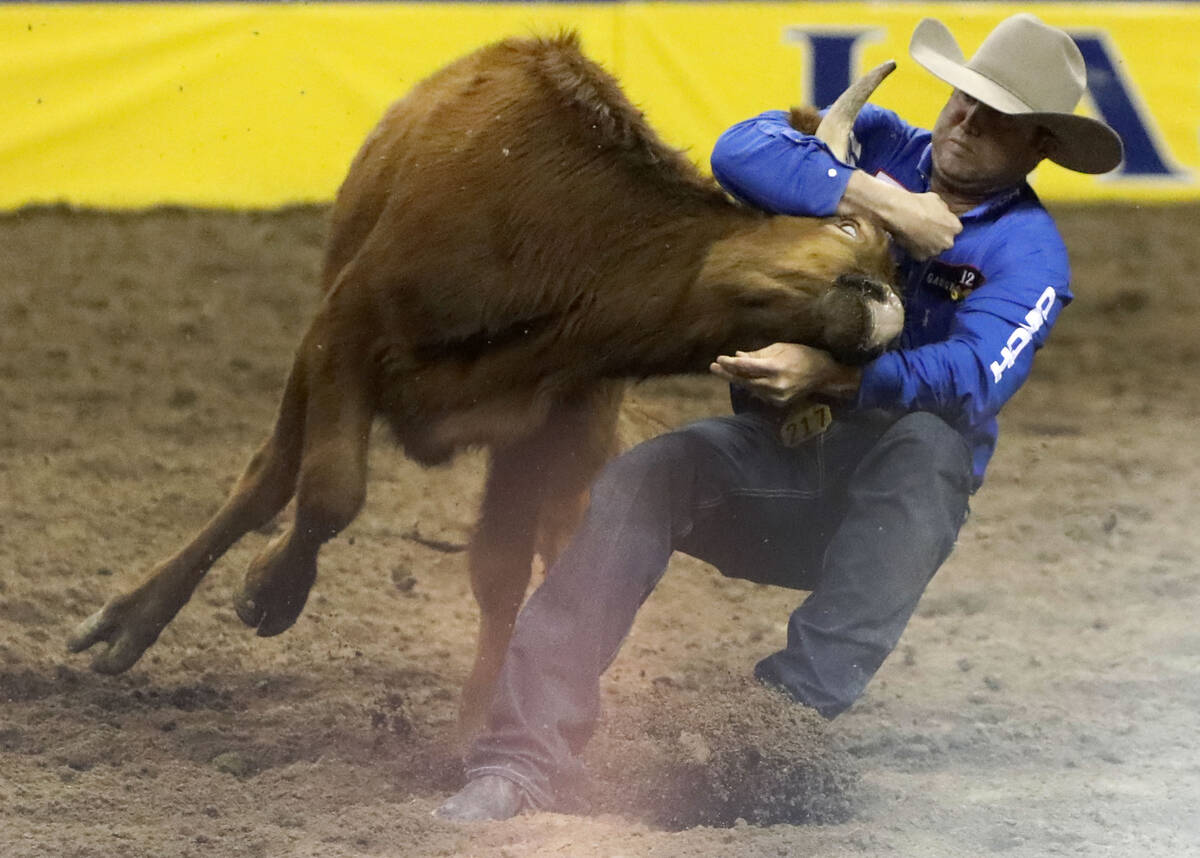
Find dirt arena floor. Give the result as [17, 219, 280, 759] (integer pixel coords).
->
[2, 203, 1199, 857]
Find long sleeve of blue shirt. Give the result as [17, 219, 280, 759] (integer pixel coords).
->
[858, 225, 1070, 483]
[710, 110, 852, 217]
[710, 104, 1073, 489]
[710, 105, 929, 216]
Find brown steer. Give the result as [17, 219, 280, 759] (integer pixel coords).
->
[69, 33, 901, 732]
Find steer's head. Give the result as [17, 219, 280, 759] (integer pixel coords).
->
[702, 62, 904, 365]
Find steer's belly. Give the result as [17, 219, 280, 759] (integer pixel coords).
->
[387, 386, 552, 465]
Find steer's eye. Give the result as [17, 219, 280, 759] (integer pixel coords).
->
[837, 220, 859, 239]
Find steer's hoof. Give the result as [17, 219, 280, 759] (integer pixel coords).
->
[233, 591, 265, 629]
[235, 535, 317, 637]
[233, 584, 309, 637]
[434, 775, 527, 822]
[66, 593, 163, 674]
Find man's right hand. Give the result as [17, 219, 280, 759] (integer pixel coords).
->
[838, 171, 962, 260]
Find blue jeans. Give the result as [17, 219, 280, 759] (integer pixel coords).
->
[466, 409, 973, 808]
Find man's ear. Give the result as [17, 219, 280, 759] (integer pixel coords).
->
[1036, 127, 1060, 162]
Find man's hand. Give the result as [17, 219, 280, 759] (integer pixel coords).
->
[710, 343, 862, 407]
[839, 171, 961, 260]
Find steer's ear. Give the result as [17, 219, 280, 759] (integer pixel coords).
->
[788, 106, 822, 135]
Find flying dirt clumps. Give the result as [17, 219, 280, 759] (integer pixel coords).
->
[586, 671, 860, 829]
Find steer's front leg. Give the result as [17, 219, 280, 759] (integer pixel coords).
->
[459, 437, 546, 742]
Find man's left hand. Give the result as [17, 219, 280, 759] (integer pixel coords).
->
[710, 343, 861, 407]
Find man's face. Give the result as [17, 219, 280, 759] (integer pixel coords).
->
[931, 89, 1048, 198]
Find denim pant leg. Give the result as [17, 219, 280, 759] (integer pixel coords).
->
[465, 413, 817, 807]
[755, 411, 973, 718]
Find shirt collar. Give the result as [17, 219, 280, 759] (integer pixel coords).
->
[961, 183, 1033, 222]
[916, 143, 1035, 222]
[916, 144, 933, 188]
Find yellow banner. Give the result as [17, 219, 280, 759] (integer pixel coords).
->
[2, 3, 1197, 208]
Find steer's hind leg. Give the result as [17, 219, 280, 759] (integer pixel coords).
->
[235, 322, 375, 637]
[68, 362, 308, 674]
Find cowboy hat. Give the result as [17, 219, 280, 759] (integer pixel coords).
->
[909, 14, 1123, 174]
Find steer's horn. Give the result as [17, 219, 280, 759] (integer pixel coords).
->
[815, 60, 897, 163]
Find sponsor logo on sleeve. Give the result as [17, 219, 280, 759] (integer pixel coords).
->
[989, 286, 1057, 384]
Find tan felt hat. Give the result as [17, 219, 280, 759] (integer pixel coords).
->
[909, 14, 1123, 174]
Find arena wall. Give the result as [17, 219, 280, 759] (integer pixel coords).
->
[3, 2, 1197, 208]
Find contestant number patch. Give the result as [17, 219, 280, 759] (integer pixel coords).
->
[924, 261, 985, 300]
[780, 403, 832, 446]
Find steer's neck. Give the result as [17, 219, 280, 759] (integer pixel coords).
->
[589, 212, 823, 379]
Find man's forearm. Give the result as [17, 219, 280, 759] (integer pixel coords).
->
[836, 170, 962, 260]
[818, 363, 863, 401]
[837, 170, 905, 224]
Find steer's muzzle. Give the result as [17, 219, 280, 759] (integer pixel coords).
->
[822, 273, 904, 365]
[858, 276, 904, 348]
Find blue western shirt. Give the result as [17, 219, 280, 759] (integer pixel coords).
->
[710, 104, 1072, 489]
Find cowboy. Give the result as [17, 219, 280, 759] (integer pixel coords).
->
[436, 13, 1123, 821]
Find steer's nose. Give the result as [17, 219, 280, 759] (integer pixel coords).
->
[834, 272, 889, 303]
[867, 283, 905, 347]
